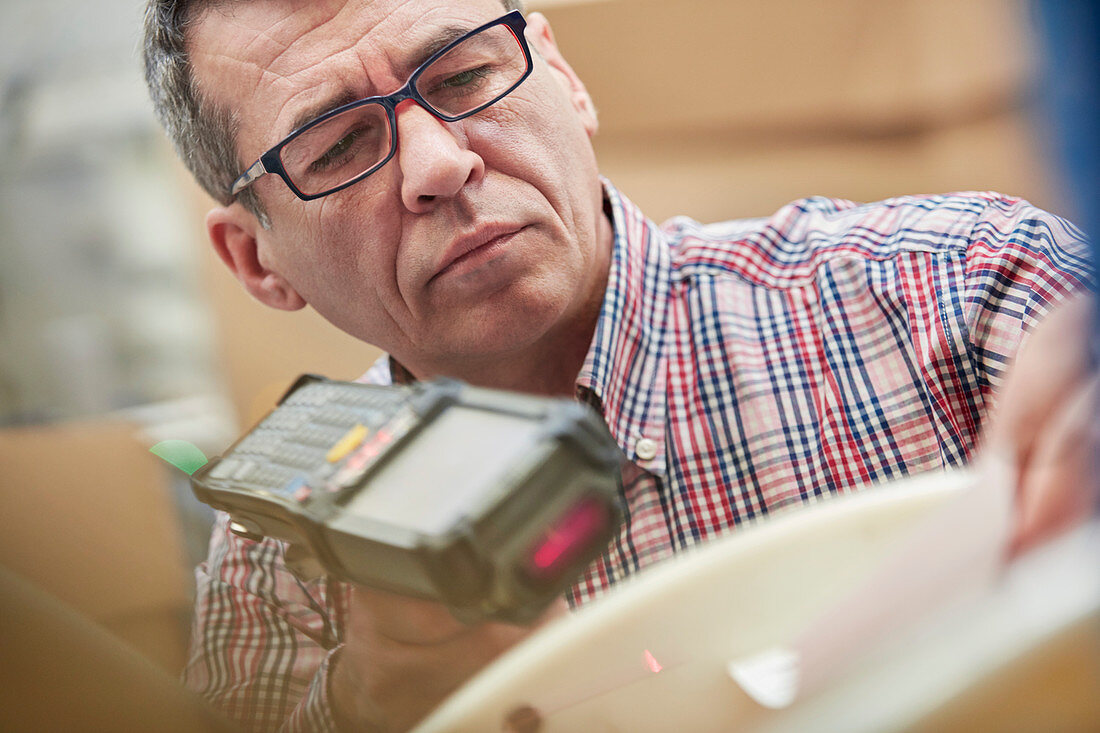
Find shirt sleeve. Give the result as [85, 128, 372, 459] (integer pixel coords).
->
[962, 194, 1094, 396]
[184, 361, 399, 731]
[182, 513, 344, 733]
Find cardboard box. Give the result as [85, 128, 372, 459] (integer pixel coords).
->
[0, 418, 191, 671]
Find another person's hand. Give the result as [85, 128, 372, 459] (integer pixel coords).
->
[984, 295, 1099, 556]
[330, 585, 567, 732]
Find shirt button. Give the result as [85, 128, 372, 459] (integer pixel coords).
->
[635, 437, 658, 461]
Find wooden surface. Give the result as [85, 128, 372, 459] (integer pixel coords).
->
[909, 614, 1100, 733]
[0, 418, 191, 670]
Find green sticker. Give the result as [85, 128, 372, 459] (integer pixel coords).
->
[150, 439, 208, 476]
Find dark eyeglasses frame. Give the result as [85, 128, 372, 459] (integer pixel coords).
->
[229, 10, 532, 202]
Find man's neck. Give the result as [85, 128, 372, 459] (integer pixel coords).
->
[402, 299, 601, 397]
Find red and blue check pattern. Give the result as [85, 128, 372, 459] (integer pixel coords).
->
[567, 181, 1090, 604]
[182, 181, 1092, 731]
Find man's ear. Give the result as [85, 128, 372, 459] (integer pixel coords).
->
[525, 12, 598, 137]
[206, 204, 306, 311]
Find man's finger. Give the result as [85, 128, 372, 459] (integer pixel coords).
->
[1011, 374, 1100, 555]
[350, 586, 472, 645]
[989, 295, 1094, 463]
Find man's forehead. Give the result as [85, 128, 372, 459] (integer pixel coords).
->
[191, 0, 507, 134]
[192, 0, 503, 76]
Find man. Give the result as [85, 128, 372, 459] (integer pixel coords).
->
[142, 0, 1095, 730]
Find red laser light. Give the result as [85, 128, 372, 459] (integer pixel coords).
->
[528, 496, 610, 578]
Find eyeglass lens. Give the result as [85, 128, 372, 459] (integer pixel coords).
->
[278, 22, 527, 197]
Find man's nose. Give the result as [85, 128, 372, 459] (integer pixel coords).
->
[395, 100, 485, 213]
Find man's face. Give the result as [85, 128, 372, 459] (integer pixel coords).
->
[190, 0, 608, 379]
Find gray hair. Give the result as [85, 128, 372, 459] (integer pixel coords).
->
[141, 0, 525, 229]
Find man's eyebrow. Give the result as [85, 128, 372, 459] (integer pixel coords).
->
[285, 23, 481, 135]
[407, 24, 475, 71]
[289, 90, 360, 135]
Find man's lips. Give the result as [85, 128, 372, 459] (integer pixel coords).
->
[429, 224, 528, 283]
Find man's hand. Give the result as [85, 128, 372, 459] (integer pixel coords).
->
[329, 586, 567, 732]
[984, 295, 1099, 556]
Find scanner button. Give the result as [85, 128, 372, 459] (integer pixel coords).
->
[231, 461, 256, 481]
[208, 459, 239, 480]
[327, 423, 368, 463]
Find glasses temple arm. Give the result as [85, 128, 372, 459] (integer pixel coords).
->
[231, 159, 268, 197]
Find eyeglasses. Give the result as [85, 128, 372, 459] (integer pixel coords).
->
[229, 11, 532, 201]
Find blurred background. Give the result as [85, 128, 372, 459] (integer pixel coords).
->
[0, 0, 1094, 727]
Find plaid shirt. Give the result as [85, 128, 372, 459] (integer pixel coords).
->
[183, 181, 1092, 731]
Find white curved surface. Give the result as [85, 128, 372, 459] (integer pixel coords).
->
[414, 469, 975, 733]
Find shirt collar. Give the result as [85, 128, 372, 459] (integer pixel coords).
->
[575, 179, 671, 475]
[386, 357, 416, 386]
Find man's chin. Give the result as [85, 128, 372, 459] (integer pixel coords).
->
[418, 313, 563, 372]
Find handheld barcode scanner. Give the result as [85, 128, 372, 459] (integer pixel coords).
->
[190, 376, 624, 624]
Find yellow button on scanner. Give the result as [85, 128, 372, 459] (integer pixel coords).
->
[326, 423, 369, 463]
